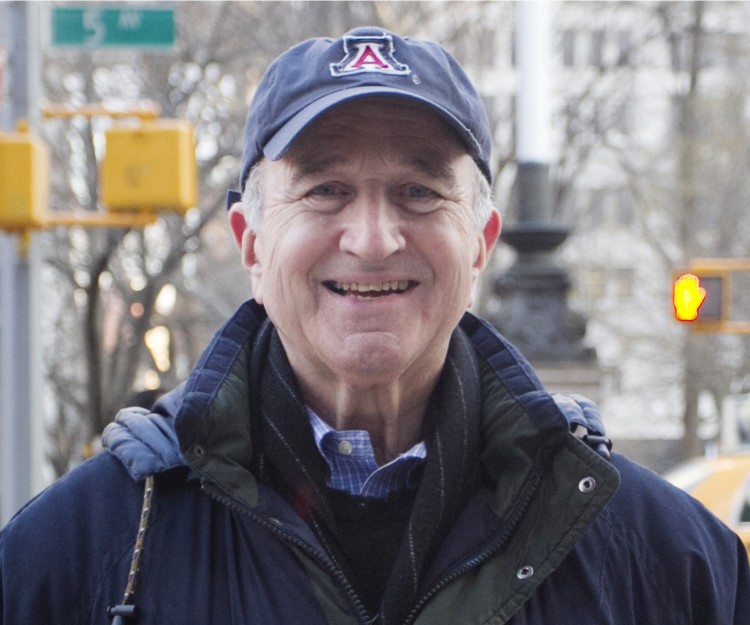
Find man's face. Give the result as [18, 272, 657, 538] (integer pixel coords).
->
[231, 98, 500, 389]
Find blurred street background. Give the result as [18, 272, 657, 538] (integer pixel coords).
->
[2, 1, 750, 524]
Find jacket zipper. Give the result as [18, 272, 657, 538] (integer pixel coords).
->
[401, 468, 544, 625]
[201, 482, 374, 625]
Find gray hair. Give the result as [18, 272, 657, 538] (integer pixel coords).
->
[241, 163, 265, 233]
[241, 160, 495, 234]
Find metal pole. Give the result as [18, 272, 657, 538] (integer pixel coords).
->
[515, 1, 554, 225]
[1, 235, 34, 523]
[1, 1, 44, 525]
[517, 1, 552, 165]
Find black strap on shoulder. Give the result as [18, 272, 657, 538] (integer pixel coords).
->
[581, 433, 613, 461]
[108, 475, 154, 624]
[554, 393, 614, 461]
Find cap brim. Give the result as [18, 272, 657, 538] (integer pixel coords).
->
[263, 86, 483, 162]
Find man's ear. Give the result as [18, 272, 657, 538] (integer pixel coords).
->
[228, 203, 264, 302]
[228, 202, 245, 246]
[467, 210, 501, 309]
[473, 210, 502, 273]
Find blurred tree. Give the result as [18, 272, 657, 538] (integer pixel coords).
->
[555, 1, 750, 460]
[660, 0, 750, 458]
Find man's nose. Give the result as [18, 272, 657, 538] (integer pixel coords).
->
[338, 193, 406, 260]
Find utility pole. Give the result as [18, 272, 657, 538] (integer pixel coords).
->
[1, 1, 45, 524]
[0, 4, 191, 524]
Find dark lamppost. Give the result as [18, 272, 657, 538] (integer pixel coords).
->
[492, 3, 596, 386]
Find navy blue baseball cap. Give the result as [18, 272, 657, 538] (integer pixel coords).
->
[227, 26, 492, 207]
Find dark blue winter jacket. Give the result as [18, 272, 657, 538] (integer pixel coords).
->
[1, 301, 748, 624]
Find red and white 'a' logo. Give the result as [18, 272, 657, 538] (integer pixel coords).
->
[330, 34, 411, 77]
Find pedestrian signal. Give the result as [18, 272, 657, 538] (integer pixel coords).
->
[674, 260, 750, 333]
[0, 127, 50, 232]
[101, 120, 196, 214]
[673, 274, 706, 322]
[673, 272, 725, 324]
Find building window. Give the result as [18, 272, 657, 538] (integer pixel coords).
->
[617, 30, 632, 67]
[590, 30, 605, 68]
[563, 29, 577, 67]
[480, 27, 496, 66]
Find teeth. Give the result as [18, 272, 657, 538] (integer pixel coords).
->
[333, 280, 410, 293]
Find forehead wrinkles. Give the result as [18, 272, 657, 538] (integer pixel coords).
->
[288, 150, 460, 192]
[285, 97, 466, 181]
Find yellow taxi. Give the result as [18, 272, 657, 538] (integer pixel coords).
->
[663, 453, 750, 559]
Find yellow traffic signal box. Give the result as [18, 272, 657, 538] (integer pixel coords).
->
[0, 129, 50, 231]
[101, 120, 196, 214]
[673, 259, 750, 334]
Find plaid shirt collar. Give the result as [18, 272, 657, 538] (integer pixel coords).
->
[307, 408, 426, 498]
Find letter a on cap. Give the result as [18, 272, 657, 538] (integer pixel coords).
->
[330, 33, 411, 77]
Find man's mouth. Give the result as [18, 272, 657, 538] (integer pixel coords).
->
[324, 280, 417, 297]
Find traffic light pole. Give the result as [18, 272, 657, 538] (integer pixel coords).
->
[1, 1, 45, 525]
[0, 4, 195, 524]
[0, 235, 40, 523]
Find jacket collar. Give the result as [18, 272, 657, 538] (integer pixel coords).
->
[103, 301, 608, 491]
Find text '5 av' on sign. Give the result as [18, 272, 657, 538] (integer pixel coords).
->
[51, 7, 174, 49]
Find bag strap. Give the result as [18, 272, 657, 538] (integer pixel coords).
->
[553, 393, 614, 461]
[107, 475, 155, 624]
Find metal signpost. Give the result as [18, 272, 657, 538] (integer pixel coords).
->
[0, 3, 178, 524]
[1, 1, 43, 525]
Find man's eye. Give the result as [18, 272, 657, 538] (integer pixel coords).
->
[303, 183, 350, 212]
[310, 183, 342, 197]
[405, 185, 436, 198]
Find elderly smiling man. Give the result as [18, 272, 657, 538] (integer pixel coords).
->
[2, 27, 749, 625]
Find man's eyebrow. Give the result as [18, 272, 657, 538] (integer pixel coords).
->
[290, 154, 347, 184]
[289, 152, 460, 187]
[404, 155, 458, 188]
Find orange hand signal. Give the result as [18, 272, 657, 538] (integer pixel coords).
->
[673, 273, 707, 322]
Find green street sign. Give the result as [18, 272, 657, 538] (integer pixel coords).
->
[52, 7, 174, 49]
